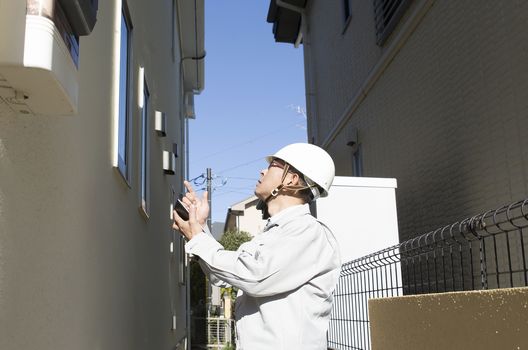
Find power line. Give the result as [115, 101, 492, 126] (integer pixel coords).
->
[217, 186, 255, 191]
[197, 120, 303, 161]
[213, 190, 254, 198]
[188, 157, 263, 181]
[216, 156, 265, 175]
[225, 176, 258, 181]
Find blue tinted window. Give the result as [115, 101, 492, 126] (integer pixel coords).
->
[118, 9, 131, 179]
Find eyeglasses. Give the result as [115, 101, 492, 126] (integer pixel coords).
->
[268, 159, 286, 170]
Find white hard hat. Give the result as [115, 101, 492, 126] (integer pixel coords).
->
[266, 143, 335, 200]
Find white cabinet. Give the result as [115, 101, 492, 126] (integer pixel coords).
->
[315, 176, 399, 264]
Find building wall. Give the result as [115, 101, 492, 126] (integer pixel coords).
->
[368, 287, 528, 350]
[303, 0, 528, 241]
[0, 1, 192, 349]
[237, 200, 267, 236]
[238, 207, 266, 235]
[224, 196, 267, 237]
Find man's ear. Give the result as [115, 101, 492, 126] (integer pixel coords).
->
[289, 172, 300, 185]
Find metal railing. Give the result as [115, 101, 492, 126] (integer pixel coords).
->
[191, 317, 235, 349]
[328, 198, 528, 350]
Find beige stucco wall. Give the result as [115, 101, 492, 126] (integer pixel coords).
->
[0, 1, 192, 349]
[303, 0, 528, 241]
[236, 199, 266, 236]
[369, 287, 528, 350]
[225, 196, 267, 237]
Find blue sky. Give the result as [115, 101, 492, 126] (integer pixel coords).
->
[190, 1, 307, 223]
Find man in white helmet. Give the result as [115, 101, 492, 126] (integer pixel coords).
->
[173, 143, 341, 350]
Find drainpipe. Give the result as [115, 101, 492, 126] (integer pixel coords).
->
[175, 2, 205, 348]
[320, 0, 436, 148]
[275, 0, 304, 48]
[274, 0, 319, 144]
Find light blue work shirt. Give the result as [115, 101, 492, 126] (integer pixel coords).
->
[185, 204, 341, 350]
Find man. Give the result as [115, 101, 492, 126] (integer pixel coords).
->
[173, 143, 341, 350]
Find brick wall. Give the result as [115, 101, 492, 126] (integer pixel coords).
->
[304, 0, 528, 241]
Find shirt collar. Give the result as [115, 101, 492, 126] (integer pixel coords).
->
[265, 204, 310, 230]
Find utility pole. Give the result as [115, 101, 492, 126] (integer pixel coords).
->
[189, 168, 226, 229]
[206, 168, 212, 230]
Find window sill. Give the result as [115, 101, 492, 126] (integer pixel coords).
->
[114, 165, 132, 189]
[138, 202, 150, 220]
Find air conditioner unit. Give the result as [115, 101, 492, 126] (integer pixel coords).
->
[0, 0, 98, 116]
[163, 151, 176, 175]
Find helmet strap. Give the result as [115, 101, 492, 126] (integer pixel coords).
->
[264, 163, 318, 202]
[264, 163, 290, 203]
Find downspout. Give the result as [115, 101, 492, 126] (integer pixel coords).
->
[175, 5, 191, 350]
[274, 1, 319, 144]
[174, 3, 194, 350]
[275, 0, 304, 48]
[321, 0, 436, 148]
[175, 2, 205, 349]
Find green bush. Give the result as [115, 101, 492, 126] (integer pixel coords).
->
[219, 229, 252, 251]
[219, 229, 252, 302]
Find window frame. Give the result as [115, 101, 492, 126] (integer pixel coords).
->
[139, 69, 150, 217]
[179, 234, 187, 285]
[117, 2, 133, 183]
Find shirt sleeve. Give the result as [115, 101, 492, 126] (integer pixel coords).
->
[185, 218, 339, 297]
[187, 227, 231, 288]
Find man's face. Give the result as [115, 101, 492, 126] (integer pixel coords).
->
[254, 158, 287, 200]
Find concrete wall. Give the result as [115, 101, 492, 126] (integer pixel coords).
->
[0, 1, 192, 349]
[302, 0, 528, 241]
[369, 287, 528, 350]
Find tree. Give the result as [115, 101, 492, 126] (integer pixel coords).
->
[219, 229, 252, 251]
[218, 229, 252, 301]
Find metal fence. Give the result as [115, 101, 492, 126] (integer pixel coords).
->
[327, 198, 528, 350]
[191, 317, 235, 349]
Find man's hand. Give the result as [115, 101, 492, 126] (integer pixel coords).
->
[172, 180, 209, 241]
[181, 181, 209, 226]
[173, 202, 203, 241]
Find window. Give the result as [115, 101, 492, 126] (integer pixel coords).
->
[352, 143, 363, 177]
[373, 0, 412, 45]
[140, 69, 150, 216]
[117, 3, 132, 180]
[179, 234, 187, 285]
[170, 185, 186, 285]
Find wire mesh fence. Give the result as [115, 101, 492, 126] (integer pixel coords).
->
[327, 198, 528, 350]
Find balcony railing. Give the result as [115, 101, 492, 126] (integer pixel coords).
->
[192, 317, 235, 349]
[328, 198, 528, 350]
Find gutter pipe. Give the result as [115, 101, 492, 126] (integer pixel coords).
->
[275, 0, 304, 48]
[321, 0, 435, 148]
